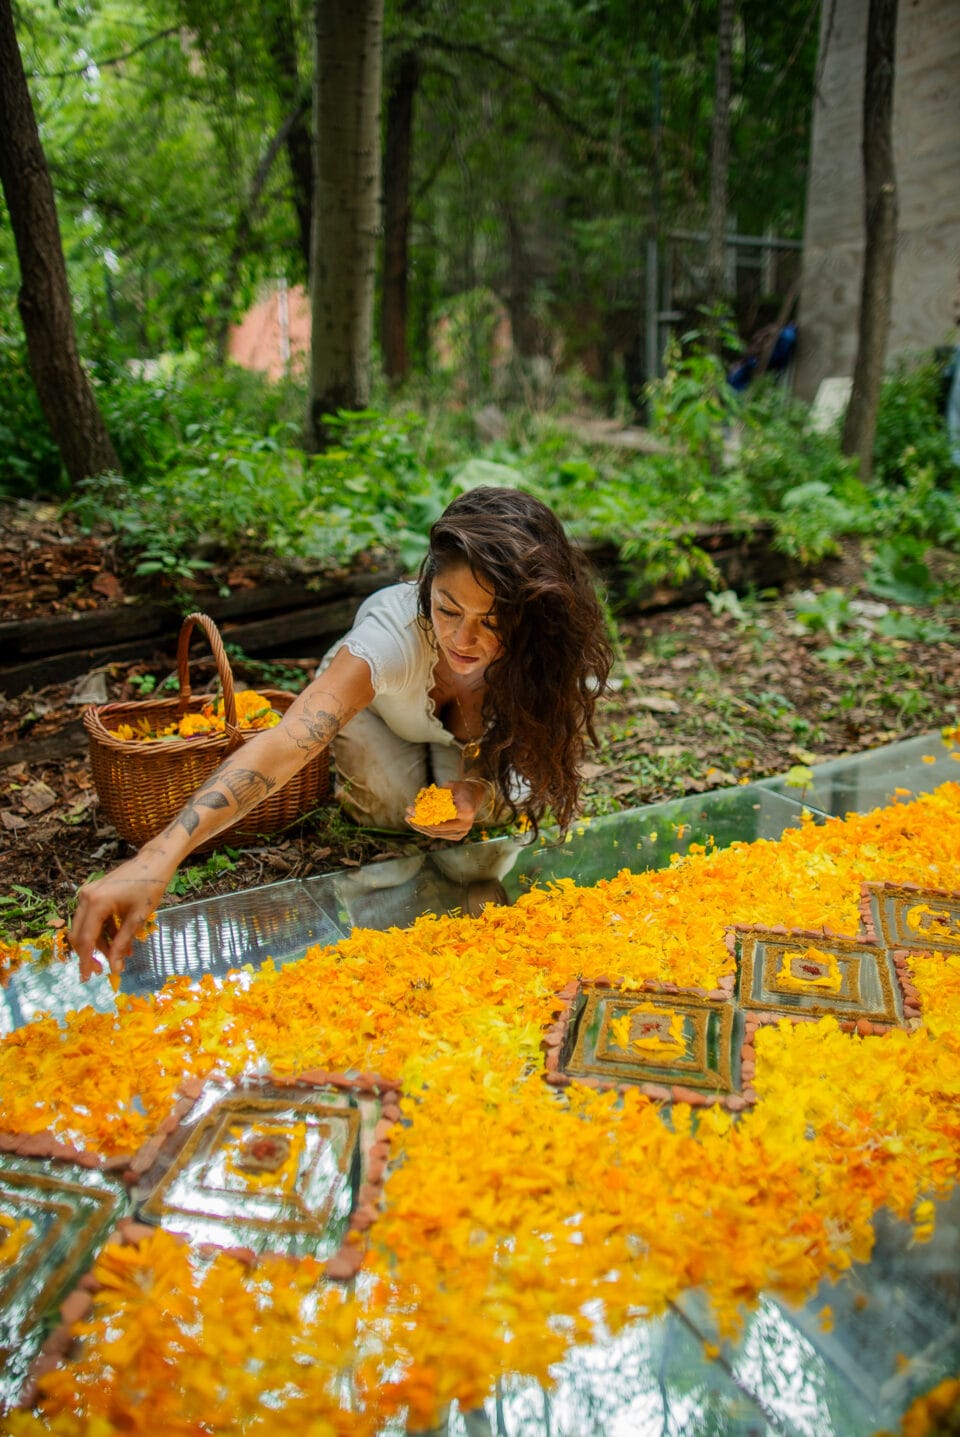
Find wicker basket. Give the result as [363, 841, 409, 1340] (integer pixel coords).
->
[83, 611, 330, 849]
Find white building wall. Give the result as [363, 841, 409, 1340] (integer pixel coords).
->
[795, 0, 960, 400]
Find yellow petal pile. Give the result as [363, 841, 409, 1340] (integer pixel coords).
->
[411, 783, 458, 824]
[3, 784, 960, 1432]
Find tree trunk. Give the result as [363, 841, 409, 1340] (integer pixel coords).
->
[381, 46, 419, 386]
[706, 0, 735, 311]
[308, 0, 384, 449]
[263, 0, 313, 273]
[212, 101, 309, 363]
[503, 205, 542, 360]
[841, 0, 899, 482]
[0, 0, 120, 486]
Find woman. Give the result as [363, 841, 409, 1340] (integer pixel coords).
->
[70, 487, 613, 976]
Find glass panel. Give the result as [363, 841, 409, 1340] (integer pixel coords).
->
[505, 783, 823, 897]
[121, 877, 349, 995]
[758, 729, 959, 817]
[305, 853, 463, 934]
[433, 1188, 960, 1437]
[0, 1157, 127, 1411]
[0, 954, 117, 1040]
[133, 1081, 381, 1260]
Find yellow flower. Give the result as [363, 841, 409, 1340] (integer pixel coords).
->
[412, 784, 458, 824]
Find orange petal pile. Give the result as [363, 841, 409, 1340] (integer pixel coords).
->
[411, 783, 458, 824]
[3, 784, 960, 1432]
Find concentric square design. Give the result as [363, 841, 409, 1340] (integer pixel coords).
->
[137, 1084, 371, 1257]
[566, 986, 741, 1094]
[734, 928, 903, 1025]
[863, 881, 960, 955]
[0, 1157, 126, 1409]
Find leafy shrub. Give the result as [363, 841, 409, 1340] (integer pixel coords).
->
[773, 480, 860, 563]
[864, 456, 960, 547]
[864, 536, 943, 605]
[873, 356, 957, 485]
[0, 337, 65, 496]
[647, 334, 738, 468]
[92, 356, 304, 482]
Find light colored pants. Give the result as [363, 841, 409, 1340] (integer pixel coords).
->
[332, 708, 521, 882]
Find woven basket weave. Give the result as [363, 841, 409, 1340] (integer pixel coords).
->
[83, 611, 329, 850]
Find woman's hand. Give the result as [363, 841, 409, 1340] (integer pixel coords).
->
[405, 780, 486, 842]
[70, 846, 178, 982]
[68, 647, 377, 983]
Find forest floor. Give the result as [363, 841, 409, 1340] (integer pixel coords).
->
[2, 500, 960, 945]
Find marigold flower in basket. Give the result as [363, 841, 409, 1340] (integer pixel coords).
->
[203, 690, 282, 731]
[413, 784, 458, 825]
[112, 689, 281, 742]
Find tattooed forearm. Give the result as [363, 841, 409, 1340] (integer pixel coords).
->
[170, 767, 278, 839]
[294, 705, 345, 753]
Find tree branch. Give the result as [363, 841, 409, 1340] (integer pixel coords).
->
[414, 31, 591, 140]
[30, 27, 182, 81]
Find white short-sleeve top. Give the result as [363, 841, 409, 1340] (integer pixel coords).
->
[323, 582, 454, 747]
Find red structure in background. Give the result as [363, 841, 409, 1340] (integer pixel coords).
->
[227, 282, 311, 381]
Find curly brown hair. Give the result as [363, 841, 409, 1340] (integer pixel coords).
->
[418, 487, 613, 832]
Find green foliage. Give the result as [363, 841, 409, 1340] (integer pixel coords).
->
[864, 455, 960, 549]
[788, 588, 857, 641]
[0, 886, 61, 944]
[864, 537, 943, 605]
[167, 851, 238, 898]
[736, 388, 866, 507]
[772, 481, 859, 564]
[0, 337, 65, 497]
[873, 357, 958, 485]
[647, 333, 739, 469]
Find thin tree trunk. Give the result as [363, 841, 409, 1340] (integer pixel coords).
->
[212, 99, 309, 363]
[309, 0, 384, 449]
[841, 0, 899, 481]
[381, 46, 419, 385]
[263, 0, 313, 273]
[706, 0, 735, 310]
[503, 204, 540, 359]
[0, 0, 120, 486]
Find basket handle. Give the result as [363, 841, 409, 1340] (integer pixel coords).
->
[176, 612, 244, 752]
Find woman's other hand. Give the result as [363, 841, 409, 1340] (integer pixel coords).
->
[70, 848, 177, 982]
[405, 779, 485, 841]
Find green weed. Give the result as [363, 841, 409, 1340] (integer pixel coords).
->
[167, 851, 238, 897]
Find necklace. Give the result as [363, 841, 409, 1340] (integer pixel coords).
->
[453, 691, 483, 760]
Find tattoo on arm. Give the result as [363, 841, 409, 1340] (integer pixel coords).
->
[293, 704, 346, 754]
[173, 767, 278, 839]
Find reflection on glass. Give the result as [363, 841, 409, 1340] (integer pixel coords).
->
[0, 1157, 127, 1411]
[505, 782, 822, 898]
[134, 1083, 381, 1260]
[0, 953, 118, 1039]
[758, 730, 959, 818]
[427, 1189, 960, 1437]
[123, 878, 349, 995]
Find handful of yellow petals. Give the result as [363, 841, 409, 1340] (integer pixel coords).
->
[412, 783, 458, 825]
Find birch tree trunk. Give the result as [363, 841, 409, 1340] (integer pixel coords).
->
[308, 0, 384, 449]
[841, 0, 899, 481]
[0, 0, 120, 486]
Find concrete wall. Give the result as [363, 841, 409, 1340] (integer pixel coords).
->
[795, 0, 960, 400]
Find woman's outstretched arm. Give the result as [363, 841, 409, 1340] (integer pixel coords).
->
[69, 648, 375, 978]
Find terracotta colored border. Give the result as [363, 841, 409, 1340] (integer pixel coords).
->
[544, 974, 755, 1113]
[128, 1074, 401, 1282]
[0, 1074, 207, 1176]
